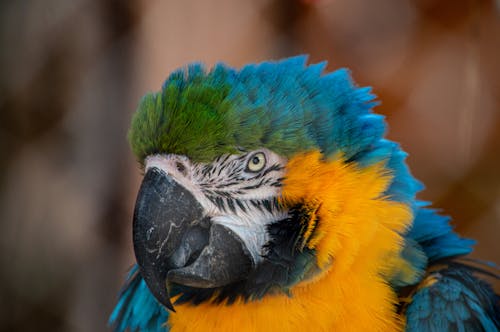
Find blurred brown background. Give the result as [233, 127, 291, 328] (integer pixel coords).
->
[0, 0, 498, 331]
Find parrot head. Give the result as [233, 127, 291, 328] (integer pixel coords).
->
[128, 56, 423, 314]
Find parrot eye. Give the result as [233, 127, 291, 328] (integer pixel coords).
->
[246, 152, 266, 172]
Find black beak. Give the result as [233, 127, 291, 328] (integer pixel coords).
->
[133, 167, 253, 311]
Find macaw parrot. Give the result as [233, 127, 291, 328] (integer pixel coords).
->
[110, 56, 499, 332]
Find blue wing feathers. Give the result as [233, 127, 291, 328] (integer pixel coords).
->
[405, 265, 500, 331]
[109, 265, 169, 332]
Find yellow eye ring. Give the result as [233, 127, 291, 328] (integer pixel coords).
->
[246, 152, 266, 172]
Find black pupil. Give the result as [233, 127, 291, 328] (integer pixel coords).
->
[252, 156, 261, 165]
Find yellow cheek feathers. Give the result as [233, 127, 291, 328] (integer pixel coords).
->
[282, 151, 412, 274]
[169, 151, 416, 332]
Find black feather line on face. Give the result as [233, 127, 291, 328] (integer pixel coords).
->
[260, 164, 284, 177]
[215, 197, 225, 211]
[226, 199, 236, 213]
[169, 203, 320, 306]
[235, 199, 246, 213]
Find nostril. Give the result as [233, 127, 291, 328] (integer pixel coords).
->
[176, 162, 187, 176]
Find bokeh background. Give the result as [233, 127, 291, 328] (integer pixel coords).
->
[0, 0, 498, 331]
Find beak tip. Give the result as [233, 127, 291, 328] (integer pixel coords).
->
[156, 282, 176, 312]
[165, 302, 176, 312]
